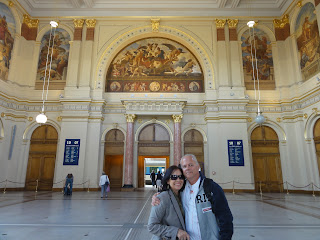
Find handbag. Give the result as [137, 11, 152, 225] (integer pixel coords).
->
[106, 184, 110, 192]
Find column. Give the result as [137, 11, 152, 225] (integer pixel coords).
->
[172, 114, 183, 166]
[227, 19, 242, 87]
[123, 114, 136, 188]
[65, 19, 84, 88]
[215, 19, 229, 87]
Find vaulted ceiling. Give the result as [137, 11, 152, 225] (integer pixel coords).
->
[16, 0, 294, 17]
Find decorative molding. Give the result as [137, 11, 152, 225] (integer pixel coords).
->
[313, 108, 318, 114]
[273, 15, 289, 29]
[227, 19, 238, 29]
[151, 18, 160, 32]
[57, 116, 62, 122]
[165, 119, 171, 124]
[113, 123, 119, 128]
[85, 19, 96, 28]
[8, 1, 14, 7]
[296, 1, 302, 8]
[172, 114, 183, 123]
[190, 123, 196, 128]
[73, 19, 85, 28]
[247, 117, 252, 122]
[121, 100, 186, 115]
[28, 117, 33, 121]
[303, 113, 308, 119]
[23, 14, 39, 28]
[137, 119, 143, 124]
[125, 114, 136, 123]
[215, 19, 226, 29]
[276, 117, 281, 123]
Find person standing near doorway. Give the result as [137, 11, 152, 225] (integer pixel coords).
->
[99, 172, 110, 199]
[150, 170, 156, 188]
[156, 171, 163, 192]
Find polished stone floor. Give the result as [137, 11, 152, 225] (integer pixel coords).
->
[1, 187, 320, 240]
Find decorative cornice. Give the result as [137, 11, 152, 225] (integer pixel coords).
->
[273, 14, 289, 29]
[73, 19, 85, 28]
[125, 114, 136, 123]
[215, 19, 226, 29]
[23, 15, 39, 28]
[85, 19, 96, 28]
[172, 114, 183, 123]
[151, 18, 160, 32]
[227, 19, 238, 29]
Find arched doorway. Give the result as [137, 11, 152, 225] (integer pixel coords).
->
[25, 125, 58, 191]
[183, 129, 204, 172]
[313, 118, 320, 177]
[251, 126, 283, 192]
[104, 129, 124, 189]
[138, 123, 170, 188]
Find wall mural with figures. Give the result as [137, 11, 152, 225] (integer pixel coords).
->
[105, 38, 204, 92]
[35, 28, 70, 90]
[295, 2, 320, 81]
[241, 28, 274, 90]
[0, 3, 15, 81]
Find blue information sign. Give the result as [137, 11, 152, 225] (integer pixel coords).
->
[228, 140, 244, 166]
[63, 139, 80, 165]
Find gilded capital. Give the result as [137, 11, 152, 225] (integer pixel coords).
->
[125, 114, 136, 123]
[85, 19, 96, 28]
[172, 114, 183, 123]
[215, 19, 226, 29]
[23, 14, 39, 28]
[227, 19, 238, 29]
[74, 19, 85, 28]
[151, 18, 160, 32]
[273, 14, 289, 29]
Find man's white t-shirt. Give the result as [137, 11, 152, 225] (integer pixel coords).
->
[181, 177, 202, 240]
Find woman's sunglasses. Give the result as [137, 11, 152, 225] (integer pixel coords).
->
[170, 175, 185, 180]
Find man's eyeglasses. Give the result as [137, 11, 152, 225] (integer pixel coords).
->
[170, 175, 184, 180]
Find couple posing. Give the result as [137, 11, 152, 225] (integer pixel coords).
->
[148, 154, 233, 240]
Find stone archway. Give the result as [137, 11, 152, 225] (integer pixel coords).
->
[25, 125, 58, 191]
[313, 118, 320, 178]
[137, 123, 170, 188]
[251, 126, 283, 193]
[104, 129, 125, 189]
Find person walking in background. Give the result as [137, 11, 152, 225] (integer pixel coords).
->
[148, 165, 190, 240]
[150, 170, 156, 188]
[64, 173, 73, 195]
[99, 172, 110, 199]
[156, 170, 163, 192]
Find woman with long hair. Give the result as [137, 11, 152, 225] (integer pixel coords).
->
[148, 165, 190, 240]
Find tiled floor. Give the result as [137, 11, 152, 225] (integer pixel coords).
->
[1, 187, 320, 239]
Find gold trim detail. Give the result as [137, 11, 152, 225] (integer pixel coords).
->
[73, 19, 85, 28]
[297, 1, 302, 8]
[57, 116, 62, 122]
[273, 14, 289, 29]
[28, 117, 33, 121]
[137, 119, 143, 124]
[151, 18, 160, 32]
[23, 15, 39, 28]
[172, 114, 183, 123]
[215, 19, 226, 29]
[1, 112, 5, 117]
[227, 19, 238, 29]
[165, 119, 171, 124]
[303, 113, 308, 119]
[85, 19, 96, 28]
[125, 114, 136, 123]
[8, 1, 14, 7]
[313, 108, 318, 114]
[276, 117, 281, 123]
[247, 117, 252, 122]
[101, 117, 105, 121]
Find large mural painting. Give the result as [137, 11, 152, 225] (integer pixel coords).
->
[105, 38, 204, 93]
[295, 2, 320, 81]
[0, 3, 15, 81]
[241, 28, 274, 90]
[35, 28, 70, 90]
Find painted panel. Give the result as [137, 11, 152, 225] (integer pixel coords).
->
[105, 38, 204, 93]
[0, 3, 15, 80]
[241, 28, 275, 90]
[295, 2, 320, 81]
[37, 29, 70, 81]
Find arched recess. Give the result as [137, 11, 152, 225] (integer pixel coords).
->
[25, 125, 58, 191]
[0, 118, 4, 139]
[251, 125, 283, 193]
[183, 129, 205, 172]
[95, 25, 216, 91]
[313, 118, 320, 178]
[104, 129, 125, 189]
[137, 123, 170, 188]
